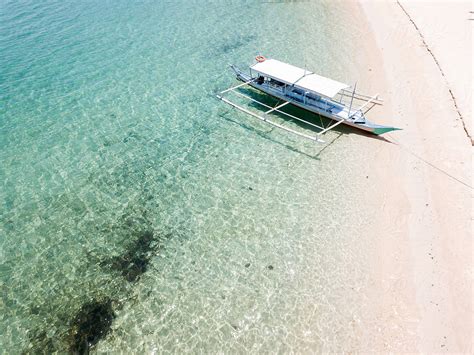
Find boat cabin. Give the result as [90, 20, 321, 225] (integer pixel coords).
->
[249, 59, 351, 114]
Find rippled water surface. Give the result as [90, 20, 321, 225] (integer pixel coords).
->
[1, 0, 378, 352]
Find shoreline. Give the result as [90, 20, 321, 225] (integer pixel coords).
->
[354, 0, 472, 352]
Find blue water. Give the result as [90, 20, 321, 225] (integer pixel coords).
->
[1, 0, 378, 352]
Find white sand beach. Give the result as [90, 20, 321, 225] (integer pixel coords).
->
[354, 0, 472, 352]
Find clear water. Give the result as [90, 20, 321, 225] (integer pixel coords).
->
[1, 0, 377, 352]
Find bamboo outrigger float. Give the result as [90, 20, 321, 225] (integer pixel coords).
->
[217, 56, 400, 142]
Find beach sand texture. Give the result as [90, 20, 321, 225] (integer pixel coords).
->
[357, 0, 472, 352]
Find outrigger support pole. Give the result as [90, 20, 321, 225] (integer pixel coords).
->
[356, 93, 380, 114]
[265, 101, 290, 114]
[317, 118, 347, 136]
[219, 79, 255, 95]
[229, 90, 325, 131]
[339, 90, 384, 105]
[218, 96, 324, 143]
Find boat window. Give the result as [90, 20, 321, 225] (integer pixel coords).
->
[269, 79, 284, 87]
[306, 93, 318, 100]
[292, 88, 304, 95]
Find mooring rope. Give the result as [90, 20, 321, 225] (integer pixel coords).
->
[387, 133, 473, 190]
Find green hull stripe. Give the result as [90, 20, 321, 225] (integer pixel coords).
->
[373, 127, 402, 135]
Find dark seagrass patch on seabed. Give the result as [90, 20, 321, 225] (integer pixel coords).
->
[66, 298, 115, 354]
[102, 229, 171, 282]
[25, 298, 116, 355]
[24, 208, 182, 353]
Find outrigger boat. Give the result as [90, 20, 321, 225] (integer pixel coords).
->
[217, 56, 400, 142]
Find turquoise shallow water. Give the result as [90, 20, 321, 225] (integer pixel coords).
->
[1, 0, 378, 352]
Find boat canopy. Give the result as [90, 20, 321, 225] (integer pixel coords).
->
[251, 59, 350, 99]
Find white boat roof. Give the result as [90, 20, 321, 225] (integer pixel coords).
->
[251, 59, 350, 98]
